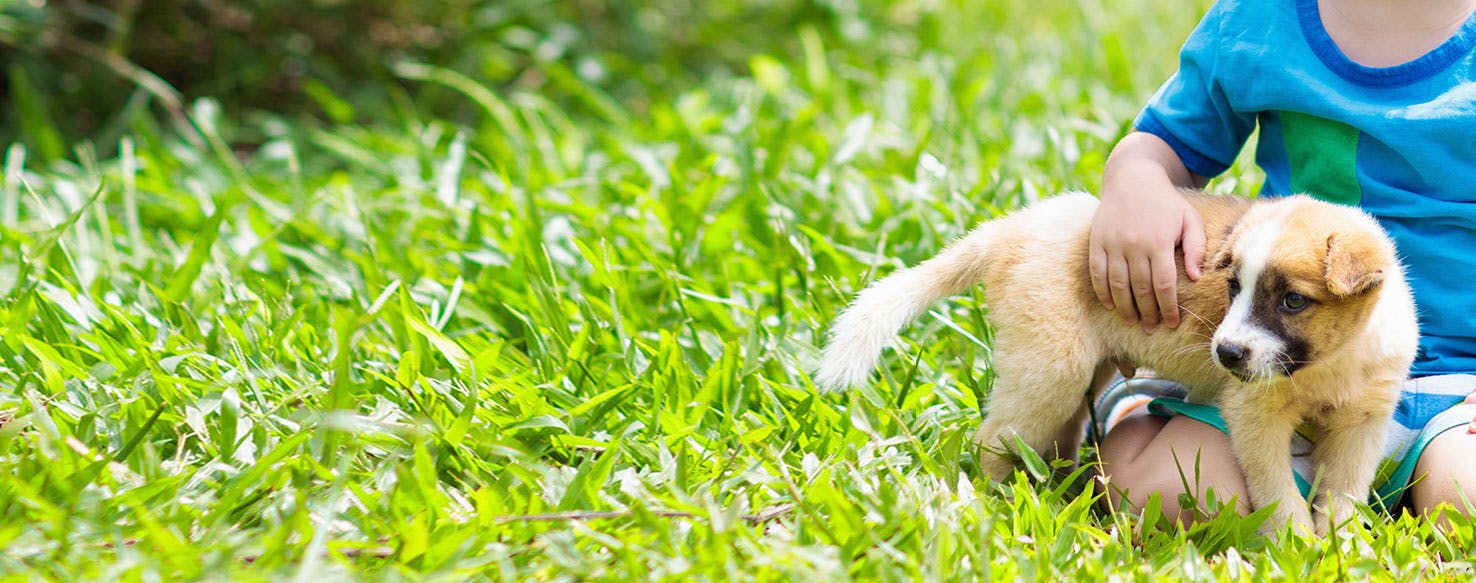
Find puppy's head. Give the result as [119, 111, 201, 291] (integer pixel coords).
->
[1208, 196, 1395, 383]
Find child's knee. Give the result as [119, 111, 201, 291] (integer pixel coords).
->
[1100, 457, 1243, 524]
[1411, 477, 1476, 526]
[1411, 430, 1476, 518]
[1096, 415, 1251, 521]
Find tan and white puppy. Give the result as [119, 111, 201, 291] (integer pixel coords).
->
[816, 191, 1418, 535]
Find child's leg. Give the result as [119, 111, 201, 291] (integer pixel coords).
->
[1097, 413, 1252, 523]
[1409, 426, 1476, 520]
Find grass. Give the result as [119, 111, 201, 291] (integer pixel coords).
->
[1, 0, 1474, 579]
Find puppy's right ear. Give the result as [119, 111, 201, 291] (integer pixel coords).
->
[1324, 233, 1388, 297]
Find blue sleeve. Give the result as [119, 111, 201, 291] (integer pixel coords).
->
[1134, 1, 1257, 178]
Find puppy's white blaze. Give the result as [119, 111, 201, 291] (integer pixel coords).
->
[1213, 208, 1289, 376]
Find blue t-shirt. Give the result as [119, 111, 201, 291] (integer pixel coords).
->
[1138, 0, 1476, 376]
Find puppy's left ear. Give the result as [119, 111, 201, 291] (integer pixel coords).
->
[1324, 233, 1387, 297]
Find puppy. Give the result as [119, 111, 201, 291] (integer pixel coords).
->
[816, 191, 1418, 535]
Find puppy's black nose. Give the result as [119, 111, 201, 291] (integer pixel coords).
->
[1216, 343, 1249, 369]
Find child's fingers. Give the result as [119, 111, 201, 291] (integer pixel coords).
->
[1108, 254, 1139, 325]
[1151, 250, 1180, 329]
[1090, 245, 1113, 310]
[1181, 211, 1207, 280]
[1467, 393, 1474, 433]
[1129, 256, 1160, 331]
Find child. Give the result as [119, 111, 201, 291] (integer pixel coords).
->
[1090, 0, 1476, 524]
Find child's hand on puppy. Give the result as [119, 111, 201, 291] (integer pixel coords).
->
[1090, 132, 1209, 334]
[1090, 186, 1206, 333]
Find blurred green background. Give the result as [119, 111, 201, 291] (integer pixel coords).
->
[1, 0, 1188, 159]
[2, 0, 862, 151]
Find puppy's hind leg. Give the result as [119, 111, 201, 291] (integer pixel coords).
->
[973, 342, 1099, 481]
[1050, 362, 1124, 457]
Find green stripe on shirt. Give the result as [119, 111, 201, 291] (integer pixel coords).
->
[1280, 111, 1362, 205]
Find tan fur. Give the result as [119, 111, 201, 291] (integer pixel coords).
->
[816, 191, 1419, 536]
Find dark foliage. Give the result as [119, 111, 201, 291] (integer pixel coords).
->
[1, 0, 839, 156]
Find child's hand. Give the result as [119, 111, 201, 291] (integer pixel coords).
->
[1092, 131, 1209, 333]
[1089, 187, 1206, 333]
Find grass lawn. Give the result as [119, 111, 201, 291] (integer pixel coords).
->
[2, 0, 1474, 579]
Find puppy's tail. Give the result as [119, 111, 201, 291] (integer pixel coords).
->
[814, 223, 999, 390]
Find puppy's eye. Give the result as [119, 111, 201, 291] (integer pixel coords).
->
[1227, 278, 1241, 298]
[1281, 293, 1310, 313]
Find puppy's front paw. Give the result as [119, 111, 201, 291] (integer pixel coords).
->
[1258, 503, 1315, 538]
[977, 451, 1017, 482]
[1312, 511, 1332, 537]
[1313, 496, 1358, 536]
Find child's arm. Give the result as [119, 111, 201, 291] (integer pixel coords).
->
[1089, 131, 1208, 332]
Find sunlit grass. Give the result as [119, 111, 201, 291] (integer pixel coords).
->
[1, 0, 1472, 579]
